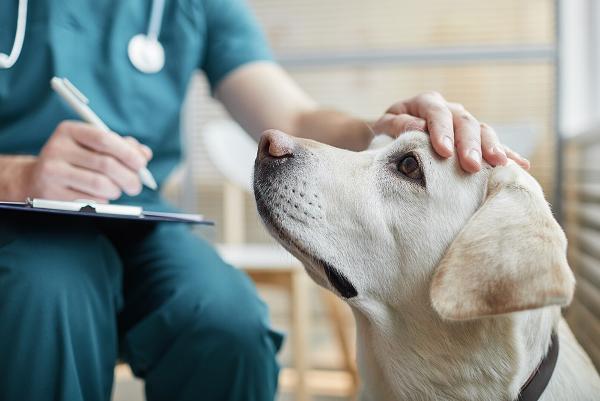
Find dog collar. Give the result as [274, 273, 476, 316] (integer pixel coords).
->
[517, 332, 559, 401]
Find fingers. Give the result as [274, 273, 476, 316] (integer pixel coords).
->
[447, 105, 529, 171]
[449, 104, 482, 172]
[372, 113, 427, 138]
[59, 163, 122, 200]
[39, 121, 156, 199]
[67, 144, 142, 196]
[504, 145, 531, 170]
[33, 181, 108, 203]
[34, 159, 122, 201]
[411, 92, 455, 158]
[57, 188, 108, 203]
[379, 95, 531, 173]
[124, 136, 153, 161]
[63, 122, 149, 171]
[480, 123, 508, 166]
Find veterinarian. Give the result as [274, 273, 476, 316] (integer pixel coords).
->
[0, 1, 529, 401]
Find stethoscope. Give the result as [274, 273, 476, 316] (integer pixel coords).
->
[0, 0, 166, 73]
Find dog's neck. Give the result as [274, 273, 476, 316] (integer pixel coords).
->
[351, 293, 559, 401]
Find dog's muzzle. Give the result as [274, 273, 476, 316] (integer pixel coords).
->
[254, 130, 318, 245]
[253, 130, 358, 299]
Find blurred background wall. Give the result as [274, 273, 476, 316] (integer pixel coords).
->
[559, 0, 600, 381]
[177, 0, 557, 245]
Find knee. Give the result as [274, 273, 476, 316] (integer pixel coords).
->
[203, 303, 270, 356]
[182, 271, 282, 360]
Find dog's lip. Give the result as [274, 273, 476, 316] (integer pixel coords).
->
[258, 198, 323, 268]
[286, 237, 358, 299]
[279, 232, 358, 299]
[255, 193, 358, 299]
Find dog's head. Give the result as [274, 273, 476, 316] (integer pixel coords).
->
[253, 129, 574, 320]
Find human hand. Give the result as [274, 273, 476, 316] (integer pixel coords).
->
[22, 121, 152, 202]
[372, 91, 530, 172]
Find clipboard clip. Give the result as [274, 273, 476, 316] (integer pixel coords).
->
[79, 204, 98, 213]
[26, 198, 143, 216]
[26, 198, 98, 213]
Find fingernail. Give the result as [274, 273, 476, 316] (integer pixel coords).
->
[443, 136, 454, 153]
[492, 145, 507, 164]
[468, 149, 481, 165]
[126, 182, 142, 196]
[143, 145, 153, 158]
[492, 145, 506, 158]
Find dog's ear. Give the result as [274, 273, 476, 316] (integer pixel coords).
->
[430, 162, 575, 321]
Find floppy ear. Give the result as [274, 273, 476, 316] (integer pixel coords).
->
[430, 162, 575, 321]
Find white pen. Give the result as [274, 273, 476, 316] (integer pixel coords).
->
[50, 77, 158, 191]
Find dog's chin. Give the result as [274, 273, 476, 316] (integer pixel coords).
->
[255, 195, 358, 299]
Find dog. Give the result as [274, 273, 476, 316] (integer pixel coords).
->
[253, 129, 600, 401]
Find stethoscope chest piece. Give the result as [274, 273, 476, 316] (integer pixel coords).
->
[128, 34, 165, 74]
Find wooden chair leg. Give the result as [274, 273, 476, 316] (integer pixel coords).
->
[321, 289, 359, 393]
[223, 182, 246, 244]
[291, 269, 310, 401]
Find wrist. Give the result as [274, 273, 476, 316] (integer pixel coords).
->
[0, 155, 37, 201]
[346, 119, 375, 151]
[362, 120, 376, 142]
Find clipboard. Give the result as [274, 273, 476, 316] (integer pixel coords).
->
[0, 198, 213, 225]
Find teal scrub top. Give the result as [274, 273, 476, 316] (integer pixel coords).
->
[0, 0, 272, 204]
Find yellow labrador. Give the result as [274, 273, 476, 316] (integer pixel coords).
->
[253, 130, 600, 401]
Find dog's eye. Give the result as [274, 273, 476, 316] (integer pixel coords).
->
[397, 155, 423, 180]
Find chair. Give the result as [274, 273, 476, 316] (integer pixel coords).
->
[200, 120, 358, 400]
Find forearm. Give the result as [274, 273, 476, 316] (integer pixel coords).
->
[0, 155, 34, 201]
[290, 108, 374, 151]
[216, 63, 374, 151]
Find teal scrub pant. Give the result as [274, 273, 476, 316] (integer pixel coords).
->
[0, 214, 283, 401]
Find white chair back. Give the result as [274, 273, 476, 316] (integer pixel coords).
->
[201, 120, 257, 193]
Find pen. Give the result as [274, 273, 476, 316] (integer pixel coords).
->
[50, 77, 158, 191]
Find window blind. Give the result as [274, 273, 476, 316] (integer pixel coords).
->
[564, 136, 600, 370]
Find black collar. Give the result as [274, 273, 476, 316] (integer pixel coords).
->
[517, 332, 559, 401]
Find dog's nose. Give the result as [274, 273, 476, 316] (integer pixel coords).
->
[258, 130, 295, 161]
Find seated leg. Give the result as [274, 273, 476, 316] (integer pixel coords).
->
[113, 223, 284, 401]
[0, 217, 123, 401]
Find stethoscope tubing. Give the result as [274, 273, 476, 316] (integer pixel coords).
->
[147, 0, 166, 41]
[0, 0, 28, 69]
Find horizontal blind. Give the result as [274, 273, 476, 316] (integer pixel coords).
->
[564, 136, 600, 370]
[252, 0, 553, 53]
